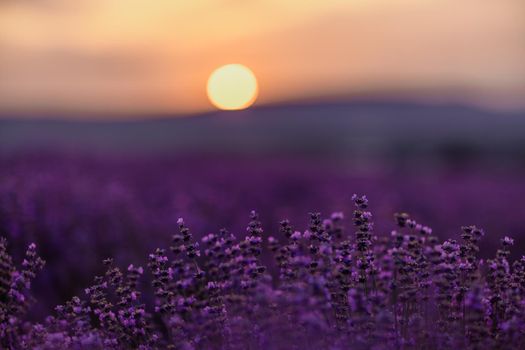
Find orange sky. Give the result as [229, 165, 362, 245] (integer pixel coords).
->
[1, 0, 524, 116]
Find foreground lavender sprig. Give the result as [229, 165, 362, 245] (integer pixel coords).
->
[2, 195, 525, 349]
[1, 240, 45, 348]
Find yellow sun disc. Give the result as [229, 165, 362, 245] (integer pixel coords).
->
[207, 64, 258, 110]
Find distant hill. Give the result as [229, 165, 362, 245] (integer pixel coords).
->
[1, 101, 524, 161]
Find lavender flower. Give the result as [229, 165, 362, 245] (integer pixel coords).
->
[1, 194, 525, 349]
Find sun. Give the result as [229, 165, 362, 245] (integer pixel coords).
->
[207, 64, 258, 110]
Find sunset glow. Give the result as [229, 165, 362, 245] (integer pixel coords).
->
[0, 0, 523, 115]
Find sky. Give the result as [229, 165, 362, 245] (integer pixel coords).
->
[0, 0, 524, 116]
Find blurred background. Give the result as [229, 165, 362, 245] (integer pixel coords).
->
[0, 0, 524, 314]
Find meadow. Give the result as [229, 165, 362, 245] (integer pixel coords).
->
[1, 154, 524, 349]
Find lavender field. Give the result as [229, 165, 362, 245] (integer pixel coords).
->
[1, 153, 525, 349]
[2, 0, 525, 347]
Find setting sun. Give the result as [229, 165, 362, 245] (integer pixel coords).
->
[207, 64, 258, 111]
